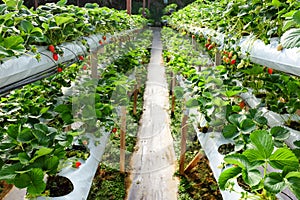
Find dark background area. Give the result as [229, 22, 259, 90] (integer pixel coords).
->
[0, 0, 194, 22]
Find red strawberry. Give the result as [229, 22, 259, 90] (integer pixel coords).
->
[205, 43, 210, 48]
[102, 35, 106, 41]
[74, 161, 81, 168]
[268, 68, 273, 75]
[57, 67, 63, 72]
[239, 101, 245, 109]
[192, 35, 195, 39]
[112, 127, 117, 133]
[230, 59, 236, 65]
[82, 65, 87, 70]
[207, 44, 214, 50]
[53, 53, 58, 61]
[99, 40, 103, 45]
[78, 55, 84, 61]
[48, 45, 55, 53]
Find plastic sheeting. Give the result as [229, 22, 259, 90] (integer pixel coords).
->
[181, 25, 300, 77]
[0, 29, 141, 92]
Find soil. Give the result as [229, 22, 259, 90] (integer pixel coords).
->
[218, 143, 235, 155]
[87, 164, 128, 200]
[285, 120, 300, 131]
[177, 155, 223, 200]
[0, 181, 13, 199]
[45, 175, 74, 197]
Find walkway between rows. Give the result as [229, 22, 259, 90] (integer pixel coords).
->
[126, 28, 178, 200]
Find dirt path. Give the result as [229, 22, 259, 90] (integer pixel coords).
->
[126, 28, 178, 200]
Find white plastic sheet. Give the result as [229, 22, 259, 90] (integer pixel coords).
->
[182, 25, 300, 77]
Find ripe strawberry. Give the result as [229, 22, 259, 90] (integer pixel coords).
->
[57, 67, 63, 72]
[205, 43, 210, 48]
[74, 161, 81, 168]
[230, 59, 236, 65]
[48, 45, 55, 53]
[239, 101, 245, 109]
[78, 55, 84, 61]
[99, 40, 103, 45]
[268, 68, 273, 75]
[102, 35, 106, 41]
[82, 65, 87, 70]
[112, 127, 117, 133]
[192, 35, 195, 39]
[53, 53, 58, 61]
[207, 44, 214, 50]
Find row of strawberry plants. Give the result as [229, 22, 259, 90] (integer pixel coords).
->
[161, 27, 300, 200]
[166, 0, 300, 77]
[0, 0, 146, 62]
[0, 29, 152, 199]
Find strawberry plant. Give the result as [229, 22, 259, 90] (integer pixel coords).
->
[219, 130, 300, 199]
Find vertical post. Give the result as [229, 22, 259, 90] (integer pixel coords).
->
[34, 0, 38, 9]
[171, 74, 176, 116]
[133, 85, 138, 115]
[179, 108, 189, 175]
[91, 51, 98, 79]
[215, 49, 221, 66]
[120, 106, 126, 173]
[142, 0, 146, 17]
[77, 0, 80, 6]
[126, 0, 132, 15]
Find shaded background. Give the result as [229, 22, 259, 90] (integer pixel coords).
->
[0, 0, 195, 23]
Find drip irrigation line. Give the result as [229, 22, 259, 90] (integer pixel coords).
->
[61, 46, 80, 62]
[39, 52, 58, 66]
[281, 192, 294, 200]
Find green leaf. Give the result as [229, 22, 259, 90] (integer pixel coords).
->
[269, 148, 299, 170]
[30, 148, 53, 163]
[242, 169, 261, 187]
[44, 156, 59, 175]
[243, 149, 265, 163]
[218, 167, 242, 190]
[293, 11, 300, 25]
[18, 152, 30, 164]
[17, 127, 34, 142]
[281, 28, 300, 48]
[54, 16, 75, 26]
[57, 0, 67, 6]
[222, 124, 239, 139]
[7, 124, 19, 140]
[40, 107, 50, 114]
[186, 98, 198, 108]
[271, 0, 282, 7]
[264, 172, 286, 193]
[250, 130, 274, 159]
[174, 86, 184, 99]
[14, 168, 46, 195]
[20, 20, 34, 33]
[3, 36, 24, 50]
[0, 163, 22, 181]
[240, 118, 256, 133]
[285, 172, 300, 199]
[224, 154, 249, 169]
[270, 126, 290, 141]
[54, 104, 71, 113]
[293, 140, 300, 147]
[228, 114, 245, 127]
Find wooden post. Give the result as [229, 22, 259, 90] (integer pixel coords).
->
[34, 0, 38, 9]
[171, 74, 176, 116]
[179, 108, 189, 175]
[120, 106, 126, 173]
[142, 0, 146, 17]
[184, 151, 204, 174]
[215, 49, 221, 66]
[91, 51, 98, 79]
[133, 85, 138, 115]
[126, 0, 132, 15]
